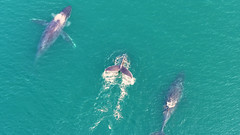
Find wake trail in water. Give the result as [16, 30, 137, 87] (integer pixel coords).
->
[114, 74, 135, 120]
[90, 55, 135, 132]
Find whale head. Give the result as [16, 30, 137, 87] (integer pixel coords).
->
[175, 72, 184, 83]
[53, 6, 72, 25]
[61, 6, 72, 19]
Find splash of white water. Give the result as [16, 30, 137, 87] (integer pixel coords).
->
[90, 117, 104, 130]
[114, 75, 135, 120]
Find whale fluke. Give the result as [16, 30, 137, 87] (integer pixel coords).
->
[104, 55, 133, 78]
[120, 66, 133, 78]
[105, 65, 121, 72]
[105, 65, 132, 78]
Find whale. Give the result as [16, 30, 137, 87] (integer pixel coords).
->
[105, 54, 133, 78]
[152, 73, 184, 135]
[31, 6, 76, 58]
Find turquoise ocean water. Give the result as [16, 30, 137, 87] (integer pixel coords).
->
[1, 0, 240, 134]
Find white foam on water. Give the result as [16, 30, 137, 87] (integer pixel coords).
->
[97, 106, 108, 113]
[90, 71, 116, 131]
[114, 75, 136, 120]
[89, 117, 104, 131]
[102, 71, 119, 89]
[108, 124, 112, 129]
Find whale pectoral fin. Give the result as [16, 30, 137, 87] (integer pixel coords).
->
[51, 13, 56, 17]
[150, 131, 162, 135]
[105, 65, 120, 72]
[61, 31, 76, 48]
[120, 67, 133, 78]
[31, 18, 48, 26]
[66, 21, 71, 27]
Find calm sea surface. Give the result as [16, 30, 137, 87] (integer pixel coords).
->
[1, 0, 240, 135]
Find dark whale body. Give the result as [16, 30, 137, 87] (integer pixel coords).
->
[32, 6, 75, 58]
[152, 73, 184, 135]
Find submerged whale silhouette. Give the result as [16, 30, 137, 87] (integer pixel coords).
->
[152, 73, 184, 135]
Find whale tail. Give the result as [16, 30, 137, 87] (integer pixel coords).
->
[105, 65, 133, 78]
[105, 65, 121, 72]
[120, 66, 133, 78]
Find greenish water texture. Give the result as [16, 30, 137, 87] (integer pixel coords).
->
[1, 0, 240, 135]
